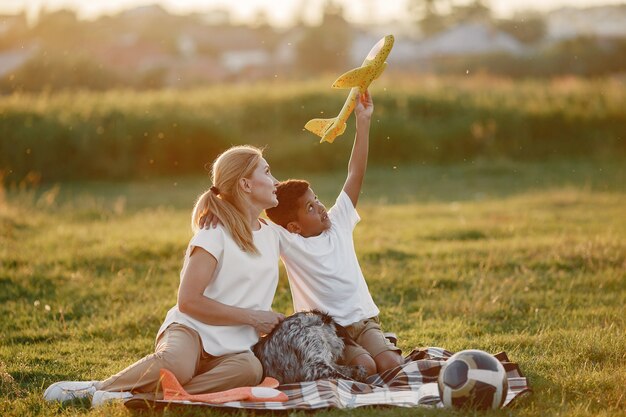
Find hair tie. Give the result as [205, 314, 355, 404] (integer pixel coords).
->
[210, 186, 220, 195]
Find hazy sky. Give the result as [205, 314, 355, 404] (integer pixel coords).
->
[1, 0, 624, 26]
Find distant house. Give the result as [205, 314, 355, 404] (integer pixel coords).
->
[349, 30, 382, 66]
[90, 36, 172, 73]
[182, 25, 278, 79]
[0, 44, 38, 78]
[221, 49, 271, 74]
[350, 27, 419, 68]
[118, 4, 170, 21]
[9, 3, 626, 87]
[414, 22, 525, 58]
[546, 5, 626, 40]
[165, 56, 227, 87]
[273, 27, 305, 69]
[177, 34, 197, 58]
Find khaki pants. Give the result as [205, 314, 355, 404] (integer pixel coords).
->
[340, 316, 401, 365]
[96, 324, 263, 400]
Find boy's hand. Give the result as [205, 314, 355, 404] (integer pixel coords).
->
[355, 90, 374, 121]
[200, 213, 219, 229]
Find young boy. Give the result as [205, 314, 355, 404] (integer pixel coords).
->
[264, 91, 403, 376]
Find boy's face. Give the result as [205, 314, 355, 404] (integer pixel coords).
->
[287, 188, 331, 237]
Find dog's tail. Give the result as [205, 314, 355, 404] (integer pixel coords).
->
[309, 309, 359, 347]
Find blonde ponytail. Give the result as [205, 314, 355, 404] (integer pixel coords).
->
[191, 145, 264, 254]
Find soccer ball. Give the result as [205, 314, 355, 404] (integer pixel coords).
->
[437, 349, 508, 410]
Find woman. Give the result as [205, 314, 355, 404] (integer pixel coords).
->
[44, 145, 285, 406]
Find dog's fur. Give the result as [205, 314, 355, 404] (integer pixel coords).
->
[253, 310, 368, 384]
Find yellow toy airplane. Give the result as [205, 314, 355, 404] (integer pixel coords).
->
[305, 34, 394, 144]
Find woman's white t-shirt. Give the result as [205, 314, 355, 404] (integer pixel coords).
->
[270, 191, 379, 326]
[157, 221, 280, 356]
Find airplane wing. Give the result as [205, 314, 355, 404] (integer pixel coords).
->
[304, 118, 335, 137]
[373, 62, 388, 80]
[331, 66, 375, 90]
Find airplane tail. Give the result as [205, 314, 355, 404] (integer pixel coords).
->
[304, 118, 335, 137]
[304, 117, 346, 143]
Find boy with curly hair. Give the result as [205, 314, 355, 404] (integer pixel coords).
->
[264, 91, 403, 376]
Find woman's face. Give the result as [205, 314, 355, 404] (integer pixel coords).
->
[246, 157, 279, 209]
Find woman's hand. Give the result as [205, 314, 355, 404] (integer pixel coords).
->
[248, 310, 285, 335]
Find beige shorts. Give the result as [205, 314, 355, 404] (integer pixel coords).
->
[340, 316, 401, 365]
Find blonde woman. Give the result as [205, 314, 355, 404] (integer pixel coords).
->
[44, 145, 285, 406]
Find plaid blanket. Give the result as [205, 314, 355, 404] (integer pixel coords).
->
[125, 347, 531, 410]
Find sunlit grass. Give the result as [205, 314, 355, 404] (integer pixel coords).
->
[1, 160, 625, 416]
[1, 76, 625, 182]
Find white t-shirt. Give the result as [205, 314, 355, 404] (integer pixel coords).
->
[271, 191, 379, 326]
[157, 221, 280, 356]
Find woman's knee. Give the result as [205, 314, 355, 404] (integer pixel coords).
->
[238, 353, 263, 386]
[153, 325, 201, 384]
[152, 350, 195, 384]
[234, 353, 263, 386]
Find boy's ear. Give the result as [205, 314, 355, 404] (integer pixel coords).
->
[286, 222, 301, 234]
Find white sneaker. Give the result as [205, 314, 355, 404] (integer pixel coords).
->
[91, 390, 133, 408]
[43, 380, 98, 402]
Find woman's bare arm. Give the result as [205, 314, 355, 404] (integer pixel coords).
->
[177, 247, 284, 334]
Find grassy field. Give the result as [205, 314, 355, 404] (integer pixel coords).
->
[2, 76, 625, 182]
[1, 160, 625, 416]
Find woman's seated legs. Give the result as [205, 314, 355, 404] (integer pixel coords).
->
[97, 324, 202, 394]
[184, 351, 263, 394]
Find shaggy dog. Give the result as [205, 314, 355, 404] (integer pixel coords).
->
[253, 310, 369, 384]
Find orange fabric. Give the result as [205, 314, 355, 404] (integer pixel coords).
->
[160, 369, 287, 403]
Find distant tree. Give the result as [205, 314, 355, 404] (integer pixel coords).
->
[295, 1, 353, 74]
[0, 52, 122, 93]
[495, 14, 546, 45]
[408, 0, 449, 36]
[451, 0, 491, 22]
[540, 36, 626, 77]
[409, 0, 492, 36]
[0, 12, 29, 50]
[251, 10, 280, 54]
[430, 37, 626, 77]
[32, 9, 88, 48]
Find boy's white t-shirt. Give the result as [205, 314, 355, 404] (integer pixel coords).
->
[271, 191, 379, 326]
[157, 221, 280, 356]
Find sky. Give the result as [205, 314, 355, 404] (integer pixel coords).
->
[1, 0, 624, 26]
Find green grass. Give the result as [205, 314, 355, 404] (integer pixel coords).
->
[1, 76, 625, 182]
[1, 160, 625, 416]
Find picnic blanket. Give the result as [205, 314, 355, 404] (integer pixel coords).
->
[124, 347, 531, 410]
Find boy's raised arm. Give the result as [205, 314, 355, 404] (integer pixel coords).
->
[342, 90, 374, 208]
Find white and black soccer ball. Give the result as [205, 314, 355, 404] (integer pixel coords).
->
[438, 349, 508, 410]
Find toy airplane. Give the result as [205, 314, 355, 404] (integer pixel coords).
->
[305, 34, 394, 144]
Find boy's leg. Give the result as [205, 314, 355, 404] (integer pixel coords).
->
[182, 350, 263, 394]
[341, 322, 378, 376]
[96, 324, 202, 395]
[351, 317, 403, 374]
[341, 343, 377, 376]
[373, 350, 404, 373]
